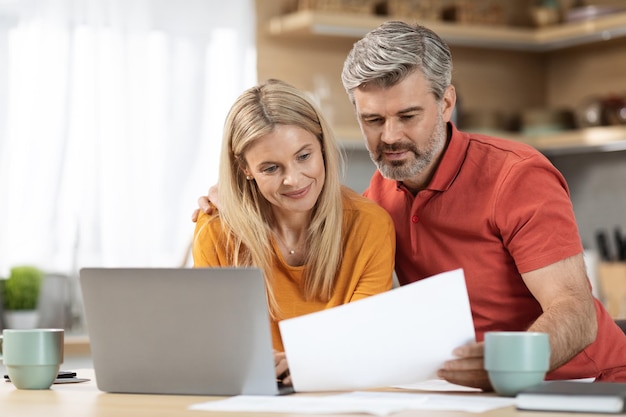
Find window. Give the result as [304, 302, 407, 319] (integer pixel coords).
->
[0, 0, 256, 275]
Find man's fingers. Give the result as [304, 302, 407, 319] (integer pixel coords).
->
[438, 354, 492, 391]
[453, 342, 484, 358]
[198, 196, 211, 213]
[443, 357, 484, 371]
[438, 368, 492, 391]
[191, 208, 201, 222]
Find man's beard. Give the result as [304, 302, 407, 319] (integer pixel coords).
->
[370, 114, 446, 182]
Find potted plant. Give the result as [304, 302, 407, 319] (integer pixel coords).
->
[1, 265, 44, 329]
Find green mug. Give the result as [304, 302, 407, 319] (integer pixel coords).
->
[0, 328, 64, 389]
[484, 331, 550, 397]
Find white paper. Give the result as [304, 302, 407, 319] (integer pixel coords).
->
[393, 379, 481, 392]
[279, 268, 476, 392]
[189, 391, 516, 416]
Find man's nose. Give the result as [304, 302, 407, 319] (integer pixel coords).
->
[382, 119, 403, 144]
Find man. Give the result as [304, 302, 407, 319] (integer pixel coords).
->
[196, 21, 626, 389]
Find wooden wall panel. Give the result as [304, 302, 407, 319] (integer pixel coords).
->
[450, 46, 546, 115]
[546, 37, 626, 111]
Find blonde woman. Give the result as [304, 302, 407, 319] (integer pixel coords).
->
[192, 79, 395, 382]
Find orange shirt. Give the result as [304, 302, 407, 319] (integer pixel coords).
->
[193, 188, 395, 351]
[364, 123, 626, 381]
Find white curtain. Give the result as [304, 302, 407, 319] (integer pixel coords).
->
[0, 0, 257, 276]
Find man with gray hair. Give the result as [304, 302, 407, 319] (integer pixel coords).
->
[341, 20, 626, 389]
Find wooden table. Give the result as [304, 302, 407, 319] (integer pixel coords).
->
[0, 369, 601, 417]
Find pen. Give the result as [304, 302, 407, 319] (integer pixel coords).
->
[4, 371, 76, 381]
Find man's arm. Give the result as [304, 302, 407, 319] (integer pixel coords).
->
[439, 253, 597, 390]
[522, 253, 597, 369]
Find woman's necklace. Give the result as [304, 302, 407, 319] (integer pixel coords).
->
[274, 231, 307, 267]
[274, 232, 302, 256]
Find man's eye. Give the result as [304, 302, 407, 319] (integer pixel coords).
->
[400, 114, 415, 120]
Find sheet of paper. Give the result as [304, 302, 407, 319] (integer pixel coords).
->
[189, 391, 516, 416]
[393, 379, 481, 392]
[279, 268, 476, 392]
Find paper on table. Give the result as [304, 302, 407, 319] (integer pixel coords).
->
[189, 391, 516, 416]
[393, 379, 481, 392]
[279, 268, 476, 392]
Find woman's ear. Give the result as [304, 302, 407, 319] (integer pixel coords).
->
[238, 158, 251, 179]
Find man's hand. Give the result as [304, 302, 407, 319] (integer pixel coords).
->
[274, 350, 292, 385]
[437, 342, 492, 391]
[191, 185, 219, 222]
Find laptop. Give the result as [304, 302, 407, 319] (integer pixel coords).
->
[79, 267, 293, 396]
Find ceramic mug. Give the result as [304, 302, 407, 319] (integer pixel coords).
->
[0, 328, 64, 389]
[484, 331, 550, 397]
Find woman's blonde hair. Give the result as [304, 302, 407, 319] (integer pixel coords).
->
[217, 79, 345, 317]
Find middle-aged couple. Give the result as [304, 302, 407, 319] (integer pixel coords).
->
[191, 20, 626, 390]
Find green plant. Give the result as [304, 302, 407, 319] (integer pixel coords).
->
[2, 265, 44, 310]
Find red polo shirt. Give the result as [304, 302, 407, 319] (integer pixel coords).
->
[364, 123, 626, 381]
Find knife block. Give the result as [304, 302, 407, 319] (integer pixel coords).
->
[598, 262, 626, 318]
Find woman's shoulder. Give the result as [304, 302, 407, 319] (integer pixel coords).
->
[193, 212, 225, 240]
[340, 186, 393, 223]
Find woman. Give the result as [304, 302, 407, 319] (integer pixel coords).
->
[192, 79, 395, 381]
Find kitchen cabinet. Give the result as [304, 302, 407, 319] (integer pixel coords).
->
[255, 1, 626, 156]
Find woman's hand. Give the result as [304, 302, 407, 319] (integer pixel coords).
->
[274, 350, 292, 385]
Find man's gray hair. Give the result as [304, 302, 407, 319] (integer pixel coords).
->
[341, 21, 452, 102]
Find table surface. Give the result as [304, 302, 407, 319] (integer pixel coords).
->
[0, 369, 605, 417]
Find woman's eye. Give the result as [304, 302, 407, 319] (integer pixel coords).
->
[297, 152, 311, 161]
[262, 165, 278, 174]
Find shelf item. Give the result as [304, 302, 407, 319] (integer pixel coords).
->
[336, 125, 626, 156]
[267, 10, 626, 51]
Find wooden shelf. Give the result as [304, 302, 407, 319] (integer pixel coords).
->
[521, 125, 626, 155]
[337, 125, 626, 156]
[268, 10, 626, 51]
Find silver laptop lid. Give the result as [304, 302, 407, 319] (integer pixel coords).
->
[80, 267, 287, 396]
